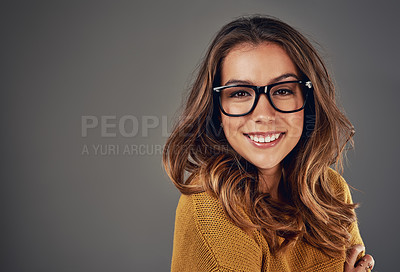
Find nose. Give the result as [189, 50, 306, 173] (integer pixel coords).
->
[250, 94, 276, 122]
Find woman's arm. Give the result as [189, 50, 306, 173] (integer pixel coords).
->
[327, 169, 375, 271]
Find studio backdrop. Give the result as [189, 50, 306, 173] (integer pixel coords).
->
[1, 0, 399, 271]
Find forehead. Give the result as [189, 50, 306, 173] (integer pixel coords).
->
[221, 42, 299, 84]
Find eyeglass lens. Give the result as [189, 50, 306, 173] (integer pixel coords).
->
[219, 82, 305, 115]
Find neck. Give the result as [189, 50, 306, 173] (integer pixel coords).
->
[258, 164, 283, 201]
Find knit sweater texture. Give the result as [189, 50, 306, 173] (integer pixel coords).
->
[171, 168, 364, 272]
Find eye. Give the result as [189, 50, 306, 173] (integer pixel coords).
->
[222, 86, 254, 100]
[272, 88, 294, 96]
[230, 90, 252, 98]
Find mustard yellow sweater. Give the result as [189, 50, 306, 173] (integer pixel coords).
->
[171, 169, 364, 271]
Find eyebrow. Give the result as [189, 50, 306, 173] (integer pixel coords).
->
[224, 73, 300, 86]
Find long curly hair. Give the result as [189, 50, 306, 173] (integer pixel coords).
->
[163, 15, 357, 257]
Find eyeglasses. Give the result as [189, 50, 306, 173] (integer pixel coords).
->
[213, 80, 312, 116]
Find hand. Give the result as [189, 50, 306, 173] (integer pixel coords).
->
[344, 244, 375, 271]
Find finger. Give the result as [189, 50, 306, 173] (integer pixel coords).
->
[356, 254, 375, 271]
[345, 244, 365, 269]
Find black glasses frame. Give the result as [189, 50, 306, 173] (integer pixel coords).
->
[213, 80, 312, 116]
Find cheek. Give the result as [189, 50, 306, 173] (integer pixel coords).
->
[221, 115, 246, 139]
[278, 113, 304, 138]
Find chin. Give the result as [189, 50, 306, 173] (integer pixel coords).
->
[246, 157, 282, 171]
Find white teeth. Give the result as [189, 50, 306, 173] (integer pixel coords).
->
[248, 133, 281, 143]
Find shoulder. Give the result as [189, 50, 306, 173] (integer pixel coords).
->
[178, 191, 231, 226]
[173, 191, 262, 271]
[326, 167, 353, 204]
[175, 191, 227, 229]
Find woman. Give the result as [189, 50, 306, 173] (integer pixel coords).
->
[163, 15, 374, 271]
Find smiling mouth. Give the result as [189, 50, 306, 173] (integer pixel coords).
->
[244, 132, 285, 143]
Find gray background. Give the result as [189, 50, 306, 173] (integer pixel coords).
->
[1, 0, 399, 271]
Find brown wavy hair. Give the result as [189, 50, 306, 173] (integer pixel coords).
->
[163, 15, 357, 257]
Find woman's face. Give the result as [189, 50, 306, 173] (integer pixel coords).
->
[220, 42, 304, 176]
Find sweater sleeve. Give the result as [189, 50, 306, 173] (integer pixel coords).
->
[327, 168, 365, 264]
[171, 192, 263, 272]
